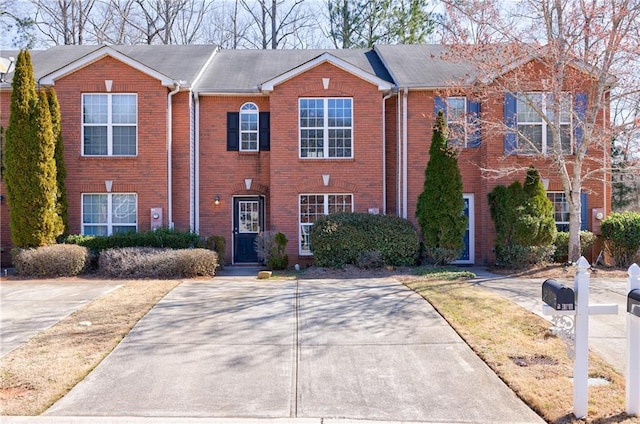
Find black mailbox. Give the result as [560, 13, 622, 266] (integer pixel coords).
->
[628, 289, 640, 317]
[542, 279, 575, 311]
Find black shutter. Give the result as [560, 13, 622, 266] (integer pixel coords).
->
[227, 112, 239, 151]
[259, 112, 270, 151]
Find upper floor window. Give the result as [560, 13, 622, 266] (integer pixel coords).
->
[504, 91, 586, 156]
[299, 98, 353, 158]
[82, 193, 137, 235]
[517, 92, 572, 154]
[82, 94, 137, 156]
[299, 193, 353, 255]
[240, 102, 259, 152]
[434, 96, 481, 148]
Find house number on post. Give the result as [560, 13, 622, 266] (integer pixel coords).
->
[542, 257, 618, 420]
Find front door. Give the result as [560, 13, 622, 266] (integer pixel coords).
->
[453, 194, 475, 264]
[233, 197, 263, 263]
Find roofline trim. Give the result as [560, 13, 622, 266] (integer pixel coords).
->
[260, 52, 393, 93]
[38, 46, 176, 87]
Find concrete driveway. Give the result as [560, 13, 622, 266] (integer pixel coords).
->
[44, 276, 543, 423]
[0, 279, 121, 357]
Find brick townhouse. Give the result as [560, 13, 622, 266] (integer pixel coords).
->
[0, 44, 610, 266]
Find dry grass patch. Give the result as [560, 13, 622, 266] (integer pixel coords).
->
[0, 279, 181, 415]
[401, 276, 635, 424]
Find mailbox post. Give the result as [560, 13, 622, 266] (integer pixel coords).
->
[542, 256, 618, 419]
[628, 263, 640, 416]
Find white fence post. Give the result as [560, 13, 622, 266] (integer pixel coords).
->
[573, 256, 590, 419]
[628, 263, 640, 416]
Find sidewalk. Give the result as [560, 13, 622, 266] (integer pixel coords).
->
[39, 275, 542, 423]
[469, 267, 629, 373]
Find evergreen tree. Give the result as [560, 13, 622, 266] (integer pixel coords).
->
[48, 89, 68, 237]
[5, 50, 60, 247]
[416, 111, 467, 264]
[521, 166, 556, 246]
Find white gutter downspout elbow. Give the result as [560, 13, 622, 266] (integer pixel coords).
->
[402, 87, 408, 219]
[167, 81, 181, 229]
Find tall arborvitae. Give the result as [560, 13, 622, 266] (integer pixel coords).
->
[522, 166, 557, 246]
[48, 89, 68, 237]
[416, 111, 467, 264]
[5, 50, 60, 247]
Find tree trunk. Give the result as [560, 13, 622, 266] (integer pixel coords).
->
[568, 188, 582, 262]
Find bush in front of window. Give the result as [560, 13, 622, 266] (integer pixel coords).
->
[63, 228, 202, 253]
[98, 247, 217, 278]
[310, 213, 420, 268]
[12, 244, 89, 277]
[601, 212, 640, 267]
[552, 231, 597, 264]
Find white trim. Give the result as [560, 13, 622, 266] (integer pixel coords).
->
[261, 52, 393, 93]
[39, 46, 175, 86]
[452, 194, 475, 265]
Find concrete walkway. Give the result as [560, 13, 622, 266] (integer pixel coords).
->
[40, 275, 542, 423]
[470, 267, 629, 373]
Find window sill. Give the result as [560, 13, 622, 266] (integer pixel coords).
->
[299, 158, 355, 162]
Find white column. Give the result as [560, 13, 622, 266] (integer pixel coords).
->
[628, 263, 640, 416]
[573, 256, 590, 419]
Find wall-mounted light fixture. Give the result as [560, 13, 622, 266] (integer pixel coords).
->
[214, 195, 220, 206]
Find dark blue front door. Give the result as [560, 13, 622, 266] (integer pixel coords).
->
[233, 197, 263, 263]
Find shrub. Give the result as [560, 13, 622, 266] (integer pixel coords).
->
[496, 245, 555, 269]
[63, 228, 201, 253]
[552, 231, 597, 263]
[255, 231, 289, 270]
[601, 212, 640, 267]
[205, 235, 226, 268]
[13, 244, 89, 277]
[356, 250, 384, 269]
[310, 213, 419, 268]
[425, 247, 461, 266]
[98, 247, 217, 278]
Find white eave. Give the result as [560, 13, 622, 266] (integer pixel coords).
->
[38, 46, 177, 87]
[260, 52, 393, 93]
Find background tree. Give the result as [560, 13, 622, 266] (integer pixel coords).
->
[416, 111, 467, 264]
[48, 89, 68, 237]
[5, 50, 61, 247]
[439, 0, 640, 262]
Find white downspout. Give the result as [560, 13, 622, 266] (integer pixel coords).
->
[397, 91, 402, 216]
[194, 93, 200, 234]
[167, 82, 181, 229]
[382, 91, 393, 215]
[402, 87, 408, 219]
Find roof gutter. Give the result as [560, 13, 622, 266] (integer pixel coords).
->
[167, 81, 181, 229]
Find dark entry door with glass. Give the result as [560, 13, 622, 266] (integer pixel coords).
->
[233, 197, 263, 263]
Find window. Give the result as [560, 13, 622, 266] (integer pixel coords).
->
[83, 94, 137, 156]
[434, 96, 481, 148]
[517, 92, 572, 154]
[299, 194, 353, 254]
[299, 98, 352, 158]
[82, 193, 137, 235]
[240, 103, 259, 152]
[547, 192, 570, 232]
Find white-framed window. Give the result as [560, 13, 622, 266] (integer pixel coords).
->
[240, 102, 259, 152]
[517, 92, 572, 154]
[82, 93, 137, 156]
[299, 98, 353, 158]
[547, 192, 570, 231]
[299, 193, 353, 254]
[82, 193, 137, 235]
[446, 96, 467, 146]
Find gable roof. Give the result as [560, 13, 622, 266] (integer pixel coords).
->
[3, 45, 218, 88]
[195, 48, 394, 94]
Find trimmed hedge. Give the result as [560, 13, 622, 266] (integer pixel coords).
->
[13, 244, 89, 277]
[98, 247, 218, 278]
[64, 228, 202, 253]
[552, 231, 597, 264]
[309, 213, 419, 268]
[601, 212, 640, 267]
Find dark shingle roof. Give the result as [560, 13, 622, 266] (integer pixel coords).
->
[2, 45, 218, 86]
[196, 48, 394, 93]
